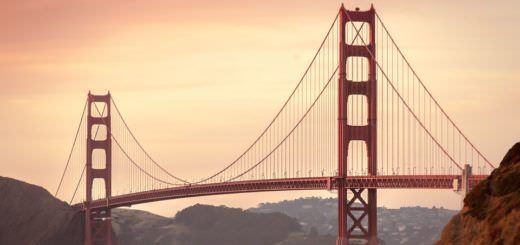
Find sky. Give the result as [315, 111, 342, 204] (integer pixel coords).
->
[1, 0, 519, 216]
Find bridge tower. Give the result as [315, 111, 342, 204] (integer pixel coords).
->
[85, 92, 113, 245]
[337, 5, 378, 245]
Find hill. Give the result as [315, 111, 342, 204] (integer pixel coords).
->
[250, 197, 457, 245]
[113, 205, 308, 245]
[436, 143, 520, 244]
[0, 176, 82, 245]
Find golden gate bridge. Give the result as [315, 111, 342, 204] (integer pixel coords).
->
[54, 4, 494, 245]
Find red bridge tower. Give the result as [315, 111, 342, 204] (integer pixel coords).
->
[85, 93, 113, 245]
[337, 5, 378, 245]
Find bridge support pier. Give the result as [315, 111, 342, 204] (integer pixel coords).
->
[337, 188, 378, 245]
[459, 164, 472, 208]
[461, 164, 472, 195]
[85, 92, 113, 245]
[337, 5, 378, 245]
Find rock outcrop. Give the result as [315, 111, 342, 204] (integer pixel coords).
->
[437, 143, 520, 245]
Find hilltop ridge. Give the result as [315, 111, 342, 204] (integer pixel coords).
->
[437, 142, 520, 244]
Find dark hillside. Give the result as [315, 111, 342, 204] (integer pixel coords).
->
[112, 205, 309, 245]
[0, 176, 83, 245]
[174, 204, 302, 245]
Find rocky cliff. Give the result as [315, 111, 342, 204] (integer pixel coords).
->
[437, 143, 520, 245]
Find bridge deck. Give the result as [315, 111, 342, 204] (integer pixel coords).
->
[75, 175, 487, 210]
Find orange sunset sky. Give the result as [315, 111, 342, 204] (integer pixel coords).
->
[1, 0, 519, 216]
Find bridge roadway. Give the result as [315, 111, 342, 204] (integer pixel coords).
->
[75, 175, 487, 210]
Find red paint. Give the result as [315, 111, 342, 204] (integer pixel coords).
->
[337, 4, 348, 245]
[85, 92, 113, 245]
[337, 4, 378, 244]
